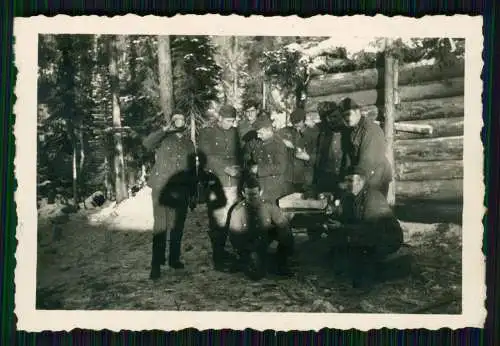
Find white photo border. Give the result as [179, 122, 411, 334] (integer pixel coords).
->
[13, 14, 486, 332]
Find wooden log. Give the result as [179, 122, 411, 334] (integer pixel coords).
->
[396, 96, 464, 121]
[395, 136, 463, 162]
[395, 160, 463, 181]
[306, 96, 463, 122]
[395, 179, 463, 201]
[393, 122, 433, 135]
[305, 77, 464, 112]
[395, 117, 464, 140]
[308, 60, 464, 97]
[308, 58, 352, 77]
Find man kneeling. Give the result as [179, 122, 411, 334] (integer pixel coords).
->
[227, 175, 295, 280]
[338, 171, 405, 289]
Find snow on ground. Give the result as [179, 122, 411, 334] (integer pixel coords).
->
[87, 187, 154, 232]
[36, 188, 463, 313]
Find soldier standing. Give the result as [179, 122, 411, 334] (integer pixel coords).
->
[143, 114, 195, 280]
[312, 101, 346, 195]
[302, 112, 321, 189]
[280, 108, 315, 194]
[243, 116, 289, 205]
[198, 104, 242, 269]
[338, 97, 392, 198]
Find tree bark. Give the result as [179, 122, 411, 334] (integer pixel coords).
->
[157, 35, 174, 122]
[396, 179, 463, 202]
[394, 136, 463, 162]
[108, 35, 129, 204]
[384, 46, 396, 206]
[395, 160, 463, 181]
[307, 59, 464, 97]
[305, 77, 464, 112]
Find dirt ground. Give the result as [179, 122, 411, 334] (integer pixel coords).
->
[36, 193, 462, 314]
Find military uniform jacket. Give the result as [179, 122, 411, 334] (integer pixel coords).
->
[243, 136, 288, 178]
[143, 129, 195, 197]
[237, 119, 257, 141]
[341, 187, 403, 250]
[301, 125, 321, 185]
[279, 127, 307, 184]
[243, 136, 289, 201]
[198, 126, 242, 186]
[341, 116, 392, 187]
[313, 127, 344, 189]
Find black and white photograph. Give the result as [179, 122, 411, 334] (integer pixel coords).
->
[14, 15, 485, 331]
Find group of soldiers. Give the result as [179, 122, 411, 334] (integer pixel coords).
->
[143, 97, 405, 289]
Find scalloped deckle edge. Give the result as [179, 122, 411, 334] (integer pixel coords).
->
[13, 13, 485, 332]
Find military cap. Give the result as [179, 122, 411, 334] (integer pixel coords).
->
[254, 115, 273, 129]
[317, 101, 338, 117]
[219, 104, 237, 119]
[338, 97, 360, 113]
[243, 174, 261, 190]
[290, 108, 306, 124]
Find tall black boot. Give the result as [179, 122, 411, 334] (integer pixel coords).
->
[275, 243, 293, 277]
[210, 227, 229, 271]
[150, 231, 167, 280]
[168, 228, 185, 269]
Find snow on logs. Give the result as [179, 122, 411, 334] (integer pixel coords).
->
[307, 59, 464, 97]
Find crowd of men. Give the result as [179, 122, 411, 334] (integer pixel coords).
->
[143, 97, 405, 290]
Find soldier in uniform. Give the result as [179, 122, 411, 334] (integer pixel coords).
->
[280, 108, 316, 194]
[198, 104, 242, 269]
[302, 112, 321, 188]
[338, 97, 392, 198]
[311, 101, 345, 195]
[331, 170, 404, 289]
[242, 115, 289, 205]
[227, 175, 295, 280]
[238, 103, 260, 141]
[143, 114, 196, 280]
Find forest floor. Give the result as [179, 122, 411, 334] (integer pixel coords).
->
[36, 188, 462, 314]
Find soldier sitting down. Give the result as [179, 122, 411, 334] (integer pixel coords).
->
[227, 175, 295, 280]
[333, 169, 405, 289]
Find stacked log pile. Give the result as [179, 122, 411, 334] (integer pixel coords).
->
[306, 59, 465, 202]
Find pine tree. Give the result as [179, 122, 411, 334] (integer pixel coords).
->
[171, 35, 222, 132]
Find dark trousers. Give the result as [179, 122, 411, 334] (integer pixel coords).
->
[342, 217, 403, 285]
[208, 220, 229, 266]
[151, 205, 188, 267]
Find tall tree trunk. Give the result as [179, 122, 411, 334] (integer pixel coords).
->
[232, 36, 238, 99]
[384, 38, 396, 206]
[68, 123, 79, 206]
[157, 35, 174, 122]
[78, 131, 85, 173]
[58, 36, 80, 205]
[108, 35, 129, 204]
